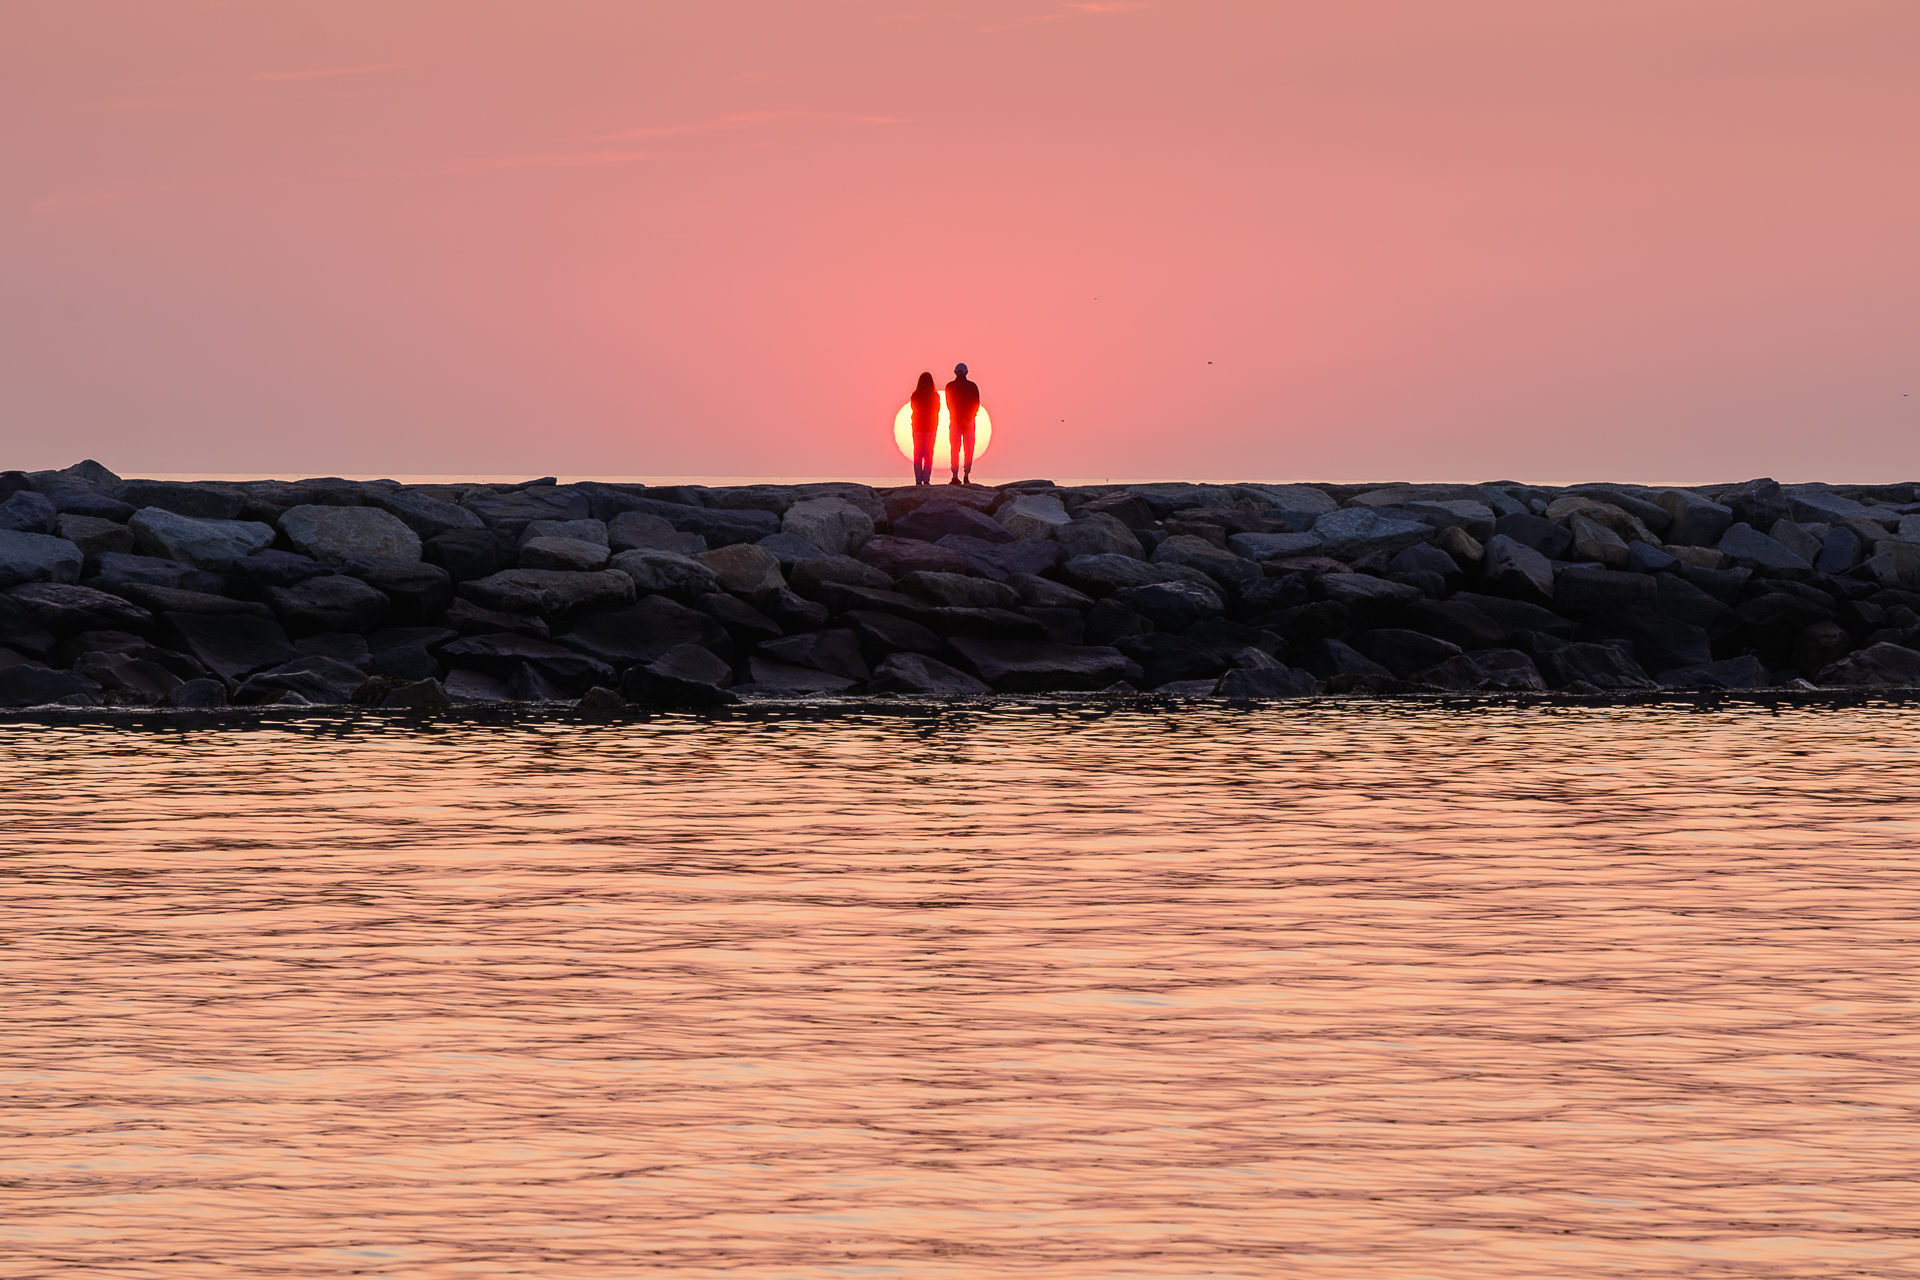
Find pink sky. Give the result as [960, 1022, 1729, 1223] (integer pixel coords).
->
[3, 0, 1916, 483]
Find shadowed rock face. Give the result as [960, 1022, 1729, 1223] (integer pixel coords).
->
[4, 468, 1918, 709]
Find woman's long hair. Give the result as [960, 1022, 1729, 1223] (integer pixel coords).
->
[910, 371, 940, 429]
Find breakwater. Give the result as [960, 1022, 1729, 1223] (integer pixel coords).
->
[1, 462, 1917, 709]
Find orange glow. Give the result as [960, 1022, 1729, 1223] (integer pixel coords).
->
[893, 402, 993, 465]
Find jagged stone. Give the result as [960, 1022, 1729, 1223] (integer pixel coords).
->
[73, 651, 182, 703]
[1353, 628, 1463, 678]
[919, 607, 1049, 641]
[609, 511, 707, 555]
[898, 571, 1020, 611]
[1310, 508, 1433, 561]
[893, 501, 1015, 544]
[517, 519, 607, 548]
[166, 677, 228, 708]
[1538, 641, 1656, 690]
[0, 665, 101, 706]
[1492, 513, 1574, 560]
[1467, 648, 1548, 691]
[110, 583, 272, 620]
[1717, 478, 1791, 531]
[233, 655, 371, 705]
[275, 505, 422, 565]
[264, 575, 388, 636]
[457, 568, 636, 617]
[1480, 535, 1555, 602]
[1816, 642, 1920, 687]
[365, 627, 454, 681]
[1655, 489, 1735, 546]
[854, 534, 973, 578]
[782, 496, 876, 555]
[1009, 574, 1093, 610]
[0, 491, 56, 535]
[296, 632, 374, 672]
[609, 496, 777, 547]
[994, 493, 1072, 541]
[934, 534, 1064, 580]
[444, 668, 512, 703]
[461, 486, 594, 535]
[1217, 664, 1318, 698]
[52, 514, 134, 560]
[1717, 523, 1813, 579]
[127, 509, 274, 570]
[114, 480, 246, 520]
[1579, 607, 1712, 672]
[337, 558, 452, 626]
[518, 536, 609, 571]
[1109, 580, 1224, 631]
[5, 583, 153, 636]
[1292, 638, 1392, 680]
[1567, 513, 1631, 568]
[787, 555, 893, 600]
[1073, 492, 1158, 529]
[946, 637, 1131, 692]
[0, 530, 84, 588]
[366, 489, 486, 538]
[742, 656, 859, 693]
[446, 597, 549, 639]
[754, 587, 830, 633]
[1656, 656, 1770, 689]
[867, 652, 991, 696]
[508, 663, 569, 701]
[694, 543, 784, 594]
[440, 633, 615, 692]
[756, 628, 869, 680]
[1554, 566, 1658, 614]
[163, 613, 300, 681]
[32, 474, 135, 521]
[1055, 512, 1146, 560]
[572, 684, 625, 712]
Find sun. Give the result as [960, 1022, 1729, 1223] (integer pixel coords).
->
[893, 401, 993, 464]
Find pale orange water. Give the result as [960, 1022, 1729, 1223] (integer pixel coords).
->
[4, 704, 1918, 1278]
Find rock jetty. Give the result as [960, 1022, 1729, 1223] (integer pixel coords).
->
[3, 461, 1919, 710]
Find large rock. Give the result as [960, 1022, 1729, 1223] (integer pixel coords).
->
[73, 650, 184, 703]
[558, 595, 733, 665]
[366, 627, 455, 680]
[1654, 489, 1736, 547]
[1226, 531, 1322, 561]
[1815, 642, 1920, 687]
[781, 497, 875, 555]
[1313, 573, 1422, 619]
[1554, 566, 1658, 613]
[607, 496, 777, 548]
[439, 632, 615, 692]
[1010, 574, 1094, 610]
[32, 474, 135, 521]
[5, 583, 153, 636]
[110, 583, 272, 620]
[53, 514, 134, 560]
[517, 518, 608, 549]
[1768, 519, 1824, 565]
[265, 575, 390, 636]
[609, 511, 707, 556]
[1579, 607, 1713, 672]
[919, 606, 1050, 642]
[1813, 525, 1865, 574]
[1656, 656, 1770, 689]
[0, 530, 83, 588]
[841, 609, 945, 662]
[113, 480, 246, 520]
[1405, 500, 1495, 543]
[1151, 534, 1259, 586]
[855, 535, 974, 578]
[0, 665, 101, 707]
[278, 505, 421, 565]
[694, 543, 784, 594]
[693, 593, 782, 645]
[457, 569, 636, 617]
[756, 629, 869, 681]
[898, 571, 1020, 611]
[1537, 641, 1656, 690]
[1292, 638, 1392, 680]
[1544, 496, 1660, 546]
[447, 597, 549, 639]
[128, 508, 274, 570]
[340, 557, 453, 626]
[934, 534, 1064, 579]
[885, 487, 994, 523]
[518, 537, 609, 571]
[163, 613, 301, 681]
[461, 486, 594, 534]
[1717, 522, 1813, 579]
[366, 489, 486, 539]
[423, 530, 507, 583]
[1858, 542, 1920, 592]
[226, 550, 334, 594]
[1652, 573, 1738, 636]
[622, 643, 739, 706]
[817, 582, 929, 619]
[1466, 648, 1548, 691]
[788, 555, 892, 600]
[1717, 478, 1791, 530]
[947, 637, 1131, 692]
[1567, 513, 1630, 568]
[741, 657, 860, 693]
[1058, 553, 1212, 598]
[1789, 489, 1881, 526]
[994, 493, 1072, 541]
[893, 501, 1014, 545]
[1110, 580, 1224, 630]
[1057, 512, 1146, 559]
[1403, 597, 1526, 646]
[1072, 492, 1157, 529]
[86, 551, 225, 594]
[0, 491, 56, 535]
[1310, 508, 1433, 561]
[1492, 513, 1574, 560]
[867, 652, 991, 696]
[233, 655, 371, 706]
[756, 532, 834, 566]
[1352, 628, 1463, 678]
[1216, 661, 1319, 698]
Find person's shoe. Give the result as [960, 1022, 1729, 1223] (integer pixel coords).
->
[947, 477, 960, 485]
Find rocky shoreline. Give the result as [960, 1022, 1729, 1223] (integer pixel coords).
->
[3, 463, 1919, 711]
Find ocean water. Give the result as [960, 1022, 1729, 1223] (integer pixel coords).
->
[5, 702, 1918, 1278]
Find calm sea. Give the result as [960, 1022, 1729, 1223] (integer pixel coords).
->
[5, 703, 1918, 1278]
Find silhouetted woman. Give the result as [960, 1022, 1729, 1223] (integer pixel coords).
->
[909, 371, 940, 486]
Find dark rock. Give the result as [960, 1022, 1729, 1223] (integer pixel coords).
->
[1353, 628, 1463, 678]
[867, 652, 991, 696]
[885, 488, 994, 524]
[1656, 656, 1771, 689]
[1468, 648, 1548, 691]
[1480, 534, 1556, 602]
[110, 583, 273, 620]
[519, 536, 610, 572]
[1150, 534, 1259, 587]
[367, 627, 455, 680]
[161, 613, 300, 681]
[756, 628, 869, 680]
[1110, 580, 1224, 631]
[1310, 508, 1433, 561]
[1537, 641, 1656, 690]
[1311, 573, 1422, 623]
[1650, 573, 1738, 637]
[127, 509, 274, 570]
[456, 568, 636, 617]
[1672, 562, 1752, 603]
[1074, 492, 1156, 529]
[226, 550, 333, 596]
[30, 475, 135, 522]
[606, 549, 721, 602]
[1057, 513, 1147, 559]
[894, 502, 1015, 545]
[444, 669, 512, 703]
[1226, 531, 1323, 561]
[1579, 607, 1713, 671]
[1020, 606, 1085, 644]
[296, 632, 374, 672]
[339, 557, 453, 626]
[1816, 642, 1920, 687]
[86, 551, 225, 595]
[1259, 600, 1350, 642]
[558, 595, 734, 666]
[1813, 525, 1864, 575]
[1386, 569, 1446, 599]
[898, 570, 1020, 610]
[5, 583, 153, 636]
[73, 651, 182, 703]
[1717, 523, 1813, 579]
[280, 505, 422, 565]
[461, 486, 593, 535]
[508, 663, 569, 702]
[1010, 573, 1094, 610]
[1292, 638, 1392, 680]
[743, 656, 860, 693]
[1554, 566, 1659, 614]
[1716, 478, 1790, 531]
[946, 637, 1131, 692]
[53, 514, 134, 561]
[424, 529, 508, 582]
[113, 479, 246, 520]
[233, 655, 370, 705]
[573, 684, 626, 712]
[754, 531, 833, 566]
[0, 530, 85, 588]
[446, 597, 549, 639]
[1235, 574, 1312, 619]
[1567, 486, 1673, 534]
[611, 511, 707, 555]
[265, 575, 389, 637]
[934, 534, 1064, 580]
[1741, 577, 1835, 610]
[756, 587, 831, 632]
[379, 677, 455, 710]
[1114, 634, 1230, 687]
[0, 491, 57, 534]
[920, 607, 1050, 641]
[166, 677, 228, 708]
[855, 534, 973, 578]
[1789, 489, 1882, 526]
[842, 609, 945, 663]
[1083, 597, 1154, 645]
[1404, 654, 1491, 690]
[602, 496, 777, 548]
[788, 555, 893, 600]
[1793, 620, 1853, 672]
[517, 519, 608, 548]
[1217, 660, 1319, 698]
[1653, 489, 1735, 547]
[1389, 542, 1463, 580]
[1058, 553, 1202, 598]
[440, 633, 615, 693]
[365, 488, 486, 538]
[693, 592, 782, 644]
[0, 665, 100, 706]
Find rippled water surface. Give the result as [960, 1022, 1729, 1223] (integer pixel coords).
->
[5, 703, 1920, 1278]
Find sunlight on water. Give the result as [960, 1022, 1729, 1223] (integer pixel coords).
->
[4, 703, 1919, 1278]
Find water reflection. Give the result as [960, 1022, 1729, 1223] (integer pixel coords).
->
[4, 704, 1918, 1277]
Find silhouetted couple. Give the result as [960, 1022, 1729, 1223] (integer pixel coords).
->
[909, 363, 980, 487]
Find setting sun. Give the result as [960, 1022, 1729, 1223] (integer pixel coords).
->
[893, 402, 993, 465]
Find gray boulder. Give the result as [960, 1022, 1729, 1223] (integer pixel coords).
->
[1009, 574, 1094, 610]
[279, 505, 422, 565]
[742, 657, 860, 693]
[32, 474, 135, 521]
[1717, 478, 1790, 530]
[1314, 573, 1422, 617]
[53, 514, 134, 560]
[110, 584, 272, 620]
[622, 644, 739, 706]
[934, 534, 1063, 580]
[1567, 513, 1630, 568]
[266, 575, 390, 636]
[339, 558, 453, 627]
[756, 629, 869, 681]
[113, 480, 246, 520]
[1538, 641, 1656, 690]
[1058, 553, 1213, 598]
[1353, 628, 1463, 678]
[0, 530, 83, 588]
[693, 543, 784, 594]
[893, 502, 1014, 544]
[128, 508, 274, 570]
[1717, 523, 1813, 579]
[782, 496, 875, 555]
[72, 650, 183, 703]
[993, 493, 1072, 541]
[163, 613, 301, 681]
[867, 652, 991, 696]
[1789, 489, 1881, 525]
[1467, 648, 1548, 691]
[1311, 508, 1434, 562]
[1492, 512, 1574, 560]
[457, 569, 636, 617]
[439, 633, 615, 691]
[1057, 512, 1147, 559]
[1814, 525, 1864, 574]
[1768, 519, 1825, 565]
[366, 489, 486, 539]
[1151, 534, 1259, 586]
[461, 486, 594, 535]
[1226, 531, 1322, 561]
[87, 551, 225, 594]
[519, 536, 610, 572]
[1657, 656, 1770, 689]
[558, 595, 733, 665]
[608, 496, 776, 548]
[0, 665, 101, 707]
[1110, 580, 1224, 630]
[518, 518, 608, 548]
[0, 491, 56, 535]
[1554, 566, 1658, 614]
[1815, 642, 1920, 687]
[6, 583, 153, 636]
[166, 677, 228, 708]
[233, 655, 370, 706]
[1216, 663, 1319, 698]
[609, 511, 707, 555]
[898, 571, 1020, 611]
[1654, 489, 1735, 547]
[758, 531, 836, 566]
[947, 637, 1131, 692]
[855, 534, 973, 578]
[444, 668, 512, 702]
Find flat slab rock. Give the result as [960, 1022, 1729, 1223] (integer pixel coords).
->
[947, 637, 1133, 692]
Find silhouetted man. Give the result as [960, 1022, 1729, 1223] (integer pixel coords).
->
[944, 363, 980, 485]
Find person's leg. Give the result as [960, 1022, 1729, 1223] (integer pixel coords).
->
[960, 421, 975, 483]
[914, 433, 931, 485]
[949, 427, 960, 483]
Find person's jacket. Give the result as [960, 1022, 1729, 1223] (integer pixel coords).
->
[944, 377, 980, 424]
[910, 385, 941, 434]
